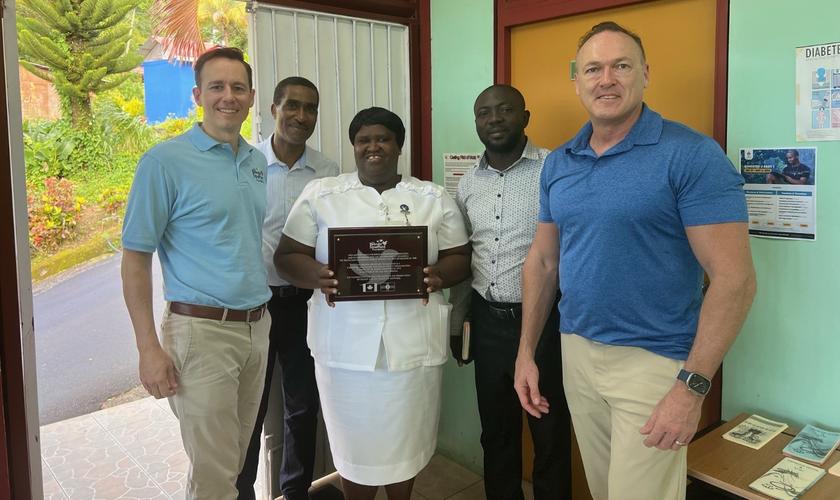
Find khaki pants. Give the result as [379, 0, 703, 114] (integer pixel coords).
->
[161, 306, 271, 500]
[561, 334, 686, 500]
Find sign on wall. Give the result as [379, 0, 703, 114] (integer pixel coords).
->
[795, 42, 840, 141]
[740, 147, 817, 240]
[443, 153, 480, 198]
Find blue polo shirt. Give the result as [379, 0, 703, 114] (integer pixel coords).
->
[539, 105, 747, 359]
[122, 124, 271, 310]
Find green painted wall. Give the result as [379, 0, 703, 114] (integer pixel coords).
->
[724, 0, 840, 428]
[431, 0, 493, 472]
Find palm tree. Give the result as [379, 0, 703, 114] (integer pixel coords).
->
[151, 0, 202, 59]
[152, 0, 246, 60]
[198, 0, 247, 47]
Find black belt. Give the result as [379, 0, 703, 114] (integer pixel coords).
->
[485, 301, 522, 320]
[271, 285, 311, 299]
[475, 290, 561, 321]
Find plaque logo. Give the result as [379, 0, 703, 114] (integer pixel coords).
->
[369, 239, 388, 251]
[350, 249, 399, 289]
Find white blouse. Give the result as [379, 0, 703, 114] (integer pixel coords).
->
[283, 173, 469, 371]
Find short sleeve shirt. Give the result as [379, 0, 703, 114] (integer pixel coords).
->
[122, 124, 271, 310]
[257, 138, 339, 286]
[539, 105, 748, 359]
[283, 173, 468, 371]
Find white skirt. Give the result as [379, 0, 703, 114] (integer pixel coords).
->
[314, 359, 443, 485]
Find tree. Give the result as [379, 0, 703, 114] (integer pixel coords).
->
[198, 0, 246, 49]
[151, 0, 247, 60]
[17, 0, 143, 128]
[150, 0, 202, 61]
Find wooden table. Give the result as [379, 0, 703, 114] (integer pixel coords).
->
[688, 413, 840, 499]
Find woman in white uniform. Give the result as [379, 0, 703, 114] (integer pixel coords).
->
[275, 107, 470, 500]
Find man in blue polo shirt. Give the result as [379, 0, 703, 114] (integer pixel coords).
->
[122, 47, 271, 500]
[513, 22, 756, 500]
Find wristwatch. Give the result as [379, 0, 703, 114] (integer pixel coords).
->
[677, 369, 711, 396]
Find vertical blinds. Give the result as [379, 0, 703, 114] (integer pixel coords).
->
[249, 3, 411, 176]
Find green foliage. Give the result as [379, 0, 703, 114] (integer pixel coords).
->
[155, 111, 198, 140]
[199, 0, 248, 50]
[97, 186, 129, 216]
[27, 177, 85, 252]
[17, 0, 144, 128]
[22, 118, 111, 180]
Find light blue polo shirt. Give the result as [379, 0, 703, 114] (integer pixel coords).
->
[122, 124, 271, 310]
[539, 105, 748, 359]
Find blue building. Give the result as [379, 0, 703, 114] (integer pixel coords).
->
[138, 37, 204, 124]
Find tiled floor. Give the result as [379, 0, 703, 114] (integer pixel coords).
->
[39, 397, 516, 500]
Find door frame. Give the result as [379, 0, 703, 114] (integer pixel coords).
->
[494, 0, 730, 149]
[259, 0, 433, 180]
[1, 0, 41, 497]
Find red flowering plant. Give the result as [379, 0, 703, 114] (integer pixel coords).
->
[27, 177, 85, 252]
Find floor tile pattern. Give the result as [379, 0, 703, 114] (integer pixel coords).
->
[40, 397, 528, 499]
[39, 397, 263, 499]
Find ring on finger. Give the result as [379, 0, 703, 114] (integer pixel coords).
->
[674, 440, 687, 446]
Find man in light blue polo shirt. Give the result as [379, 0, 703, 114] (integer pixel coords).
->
[513, 22, 757, 500]
[121, 47, 271, 500]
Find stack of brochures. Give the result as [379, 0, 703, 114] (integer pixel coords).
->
[749, 457, 826, 500]
[782, 424, 840, 465]
[722, 414, 788, 450]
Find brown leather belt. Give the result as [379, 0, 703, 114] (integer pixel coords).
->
[169, 301, 267, 322]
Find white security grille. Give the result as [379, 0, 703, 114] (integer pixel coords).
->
[249, 3, 411, 176]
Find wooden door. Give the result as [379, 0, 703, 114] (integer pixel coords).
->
[507, 0, 724, 497]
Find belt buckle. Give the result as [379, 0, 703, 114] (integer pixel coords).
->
[490, 304, 519, 320]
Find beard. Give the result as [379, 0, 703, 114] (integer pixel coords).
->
[481, 133, 522, 154]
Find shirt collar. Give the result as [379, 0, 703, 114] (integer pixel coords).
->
[566, 103, 663, 157]
[187, 123, 249, 153]
[260, 134, 312, 171]
[478, 138, 540, 171]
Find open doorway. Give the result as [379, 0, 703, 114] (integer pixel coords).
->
[2, 0, 431, 498]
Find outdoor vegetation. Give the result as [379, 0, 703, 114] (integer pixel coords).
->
[17, 0, 248, 281]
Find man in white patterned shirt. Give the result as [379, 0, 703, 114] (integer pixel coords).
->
[449, 85, 571, 500]
[237, 77, 339, 500]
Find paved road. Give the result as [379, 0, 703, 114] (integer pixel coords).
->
[34, 253, 164, 425]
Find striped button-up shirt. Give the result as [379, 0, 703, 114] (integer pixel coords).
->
[258, 136, 339, 286]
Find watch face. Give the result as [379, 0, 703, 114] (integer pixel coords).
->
[687, 373, 711, 395]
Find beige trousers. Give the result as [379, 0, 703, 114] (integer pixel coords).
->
[161, 307, 271, 500]
[561, 333, 687, 500]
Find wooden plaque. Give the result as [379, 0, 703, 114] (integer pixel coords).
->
[327, 226, 428, 301]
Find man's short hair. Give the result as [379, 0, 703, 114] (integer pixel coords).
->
[787, 149, 800, 158]
[577, 21, 646, 63]
[475, 84, 526, 110]
[194, 47, 253, 89]
[348, 107, 406, 148]
[273, 76, 320, 105]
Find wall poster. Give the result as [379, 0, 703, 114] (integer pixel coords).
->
[443, 153, 480, 198]
[740, 147, 817, 240]
[795, 42, 840, 141]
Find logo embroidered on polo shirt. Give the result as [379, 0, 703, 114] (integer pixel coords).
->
[251, 168, 265, 183]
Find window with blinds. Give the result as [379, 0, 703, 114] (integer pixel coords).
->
[249, 3, 412, 176]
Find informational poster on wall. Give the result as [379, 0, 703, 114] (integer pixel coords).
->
[443, 153, 480, 198]
[740, 147, 817, 240]
[795, 41, 840, 141]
